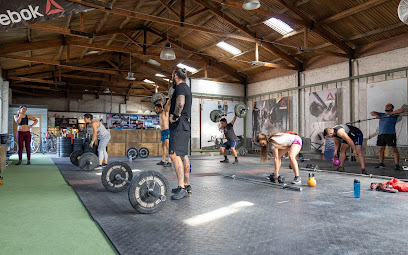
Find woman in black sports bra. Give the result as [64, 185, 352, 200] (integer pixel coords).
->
[14, 105, 38, 165]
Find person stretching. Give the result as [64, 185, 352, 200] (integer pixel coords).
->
[256, 132, 303, 184]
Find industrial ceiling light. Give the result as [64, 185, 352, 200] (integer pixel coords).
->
[104, 87, 110, 93]
[160, 42, 176, 60]
[126, 51, 136, 81]
[147, 59, 161, 66]
[243, 0, 260, 10]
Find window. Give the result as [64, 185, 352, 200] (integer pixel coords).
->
[155, 73, 166, 77]
[216, 41, 242, 55]
[177, 63, 198, 73]
[263, 17, 294, 35]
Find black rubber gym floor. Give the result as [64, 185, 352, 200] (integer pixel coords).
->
[52, 155, 408, 255]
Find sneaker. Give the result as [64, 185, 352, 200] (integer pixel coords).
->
[361, 169, 368, 175]
[185, 185, 192, 194]
[375, 163, 385, 169]
[370, 183, 380, 190]
[16, 160, 22, 165]
[268, 174, 278, 183]
[277, 176, 285, 184]
[337, 166, 345, 172]
[94, 165, 103, 170]
[394, 165, 402, 171]
[27, 161, 31, 165]
[232, 159, 239, 164]
[163, 162, 172, 167]
[171, 186, 188, 200]
[220, 159, 229, 163]
[102, 163, 108, 167]
[292, 176, 301, 185]
[157, 161, 165, 165]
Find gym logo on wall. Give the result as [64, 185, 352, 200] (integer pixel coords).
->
[279, 99, 287, 109]
[0, 0, 94, 31]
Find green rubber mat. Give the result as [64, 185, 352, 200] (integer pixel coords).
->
[0, 154, 117, 255]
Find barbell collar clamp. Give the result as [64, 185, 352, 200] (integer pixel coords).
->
[148, 189, 166, 201]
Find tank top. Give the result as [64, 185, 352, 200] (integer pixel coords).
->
[18, 115, 29, 126]
[333, 124, 361, 139]
[97, 122, 109, 137]
[268, 133, 297, 149]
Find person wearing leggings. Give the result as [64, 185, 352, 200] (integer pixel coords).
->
[84, 113, 111, 169]
[14, 105, 38, 165]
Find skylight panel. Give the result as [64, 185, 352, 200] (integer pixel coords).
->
[177, 63, 198, 73]
[143, 79, 155, 84]
[263, 17, 294, 35]
[155, 73, 166, 77]
[216, 41, 242, 55]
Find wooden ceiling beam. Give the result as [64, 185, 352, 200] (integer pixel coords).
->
[193, 0, 301, 69]
[65, 0, 257, 43]
[27, 23, 93, 39]
[8, 77, 66, 85]
[11, 84, 55, 91]
[0, 39, 63, 54]
[0, 55, 120, 75]
[209, 0, 305, 26]
[272, 0, 353, 56]
[158, 0, 180, 17]
[148, 28, 246, 83]
[184, 7, 208, 19]
[319, 0, 388, 24]
[346, 22, 406, 41]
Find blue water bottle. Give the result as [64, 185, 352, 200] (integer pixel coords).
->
[354, 179, 360, 198]
[190, 163, 192, 173]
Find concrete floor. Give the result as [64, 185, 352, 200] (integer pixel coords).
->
[53, 155, 408, 255]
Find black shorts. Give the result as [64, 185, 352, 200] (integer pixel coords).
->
[169, 129, 190, 157]
[377, 134, 397, 146]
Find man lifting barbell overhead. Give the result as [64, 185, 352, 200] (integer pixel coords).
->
[84, 113, 111, 170]
[324, 124, 367, 175]
[155, 98, 172, 167]
[168, 68, 192, 200]
[219, 114, 239, 164]
[256, 132, 303, 185]
[370, 103, 405, 171]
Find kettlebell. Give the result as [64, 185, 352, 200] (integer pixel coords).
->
[307, 173, 316, 187]
[332, 158, 340, 166]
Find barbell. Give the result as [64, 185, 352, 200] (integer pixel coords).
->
[101, 162, 169, 214]
[70, 150, 99, 171]
[151, 86, 175, 106]
[210, 103, 248, 123]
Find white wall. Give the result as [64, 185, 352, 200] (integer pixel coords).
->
[247, 46, 408, 153]
[0, 76, 9, 133]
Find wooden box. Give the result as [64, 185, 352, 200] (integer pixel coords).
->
[107, 143, 126, 157]
[109, 129, 126, 143]
[141, 129, 157, 143]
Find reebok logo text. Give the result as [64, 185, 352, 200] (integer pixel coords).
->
[0, 5, 43, 26]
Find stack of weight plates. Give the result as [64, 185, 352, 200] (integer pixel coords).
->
[73, 138, 83, 152]
[58, 137, 72, 157]
[83, 138, 97, 154]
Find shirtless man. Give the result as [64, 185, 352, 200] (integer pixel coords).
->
[155, 98, 172, 167]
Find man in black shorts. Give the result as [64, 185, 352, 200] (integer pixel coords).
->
[370, 103, 405, 170]
[219, 114, 239, 164]
[169, 68, 192, 200]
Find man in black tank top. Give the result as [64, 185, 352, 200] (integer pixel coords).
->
[324, 124, 367, 174]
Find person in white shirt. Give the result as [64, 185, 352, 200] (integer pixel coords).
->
[256, 131, 303, 184]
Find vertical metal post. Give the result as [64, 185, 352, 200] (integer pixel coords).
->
[297, 70, 302, 135]
[349, 58, 353, 122]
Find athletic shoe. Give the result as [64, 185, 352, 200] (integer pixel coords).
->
[370, 183, 380, 190]
[337, 166, 345, 172]
[102, 163, 108, 167]
[185, 185, 192, 194]
[16, 160, 22, 165]
[163, 162, 172, 167]
[94, 165, 103, 170]
[394, 165, 402, 171]
[220, 159, 229, 163]
[232, 159, 239, 164]
[171, 186, 188, 200]
[27, 161, 31, 165]
[361, 169, 368, 175]
[269, 175, 285, 184]
[375, 163, 385, 169]
[292, 176, 301, 185]
[157, 161, 165, 165]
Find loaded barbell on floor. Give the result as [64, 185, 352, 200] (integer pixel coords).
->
[70, 150, 99, 171]
[101, 162, 169, 214]
[210, 102, 249, 123]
